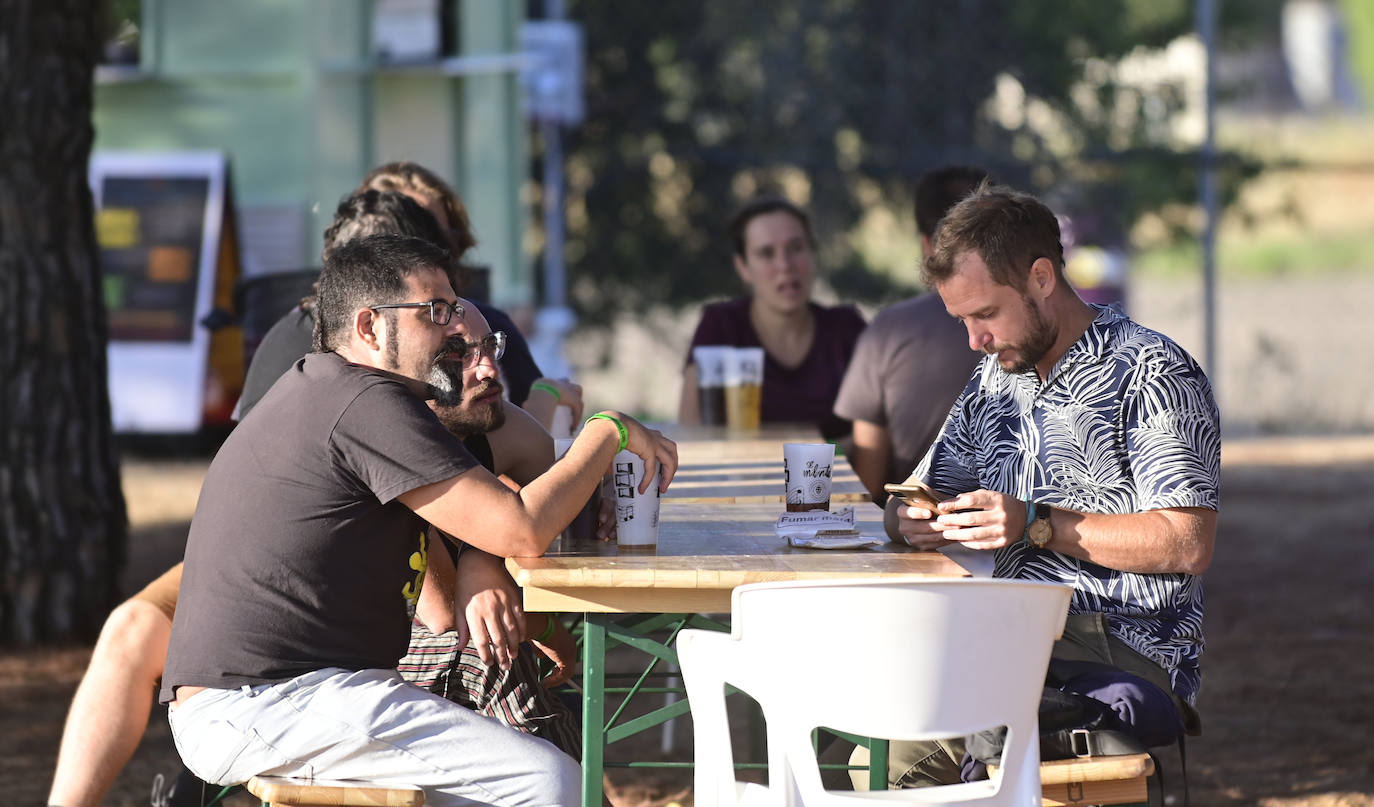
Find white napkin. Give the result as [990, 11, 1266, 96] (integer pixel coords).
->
[775, 507, 882, 549]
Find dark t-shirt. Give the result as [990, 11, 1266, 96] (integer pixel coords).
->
[239, 306, 314, 418]
[160, 352, 479, 703]
[686, 298, 866, 441]
[237, 302, 543, 419]
[833, 292, 980, 482]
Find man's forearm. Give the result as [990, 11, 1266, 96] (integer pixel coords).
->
[1042, 506, 1216, 575]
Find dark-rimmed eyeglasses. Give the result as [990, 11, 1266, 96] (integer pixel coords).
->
[370, 299, 464, 326]
[455, 331, 507, 368]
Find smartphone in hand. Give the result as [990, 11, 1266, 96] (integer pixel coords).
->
[883, 480, 945, 514]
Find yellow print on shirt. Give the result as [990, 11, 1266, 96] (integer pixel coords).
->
[403, 529, 428, 611]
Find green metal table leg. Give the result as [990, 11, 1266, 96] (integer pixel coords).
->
[582, 613, 608, 807]
[868, 738, 889, 791]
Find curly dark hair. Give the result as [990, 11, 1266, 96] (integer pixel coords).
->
[322, 189, 452, 263]
[359, 161, 478, 258]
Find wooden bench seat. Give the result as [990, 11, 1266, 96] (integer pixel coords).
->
[244, 775, 424, 807]
[991, 752, 1155, 806]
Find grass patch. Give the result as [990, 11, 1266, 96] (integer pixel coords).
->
[1133, 228, 1374, 279]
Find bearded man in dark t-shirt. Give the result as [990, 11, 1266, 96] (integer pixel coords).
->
[160, 234, 677, 807]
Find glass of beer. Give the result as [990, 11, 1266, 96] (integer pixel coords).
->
[784, 442, 835, 512]
[723, 347, 764, 431]
[692, 345, 730, 426]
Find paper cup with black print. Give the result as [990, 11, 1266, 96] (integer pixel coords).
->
[784, 442, 835, 512]
[610, 449, 661, 551]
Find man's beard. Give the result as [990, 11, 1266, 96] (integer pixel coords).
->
[426, 361, 465, 407]
[433, 379, 507, 437]
[425, 337, 468, 407]
[991, 295, 1057, 375]
[380, 326, 464, 405]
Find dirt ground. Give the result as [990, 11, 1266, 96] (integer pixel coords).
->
[3, 436, 1374, 806]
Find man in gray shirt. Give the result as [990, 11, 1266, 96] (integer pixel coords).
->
[833, 166, 988, 502]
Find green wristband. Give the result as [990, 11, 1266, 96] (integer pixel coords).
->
[586, 413, 629, 451]
[534, 615, 558, 643]
[530, 381, 561, 401]
[1023, 497, 1036, 536]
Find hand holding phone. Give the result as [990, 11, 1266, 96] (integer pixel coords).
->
[883, 480, 945, 515]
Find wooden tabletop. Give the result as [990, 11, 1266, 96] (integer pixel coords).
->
[655, 423, 871, 503]
[665, 458, 868, 503]
[509, 501, 970, 613]
[657, 423, 837, 464]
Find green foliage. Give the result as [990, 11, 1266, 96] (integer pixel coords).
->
[1340, 0, 1374, 105]
[553, 0, 1262, 324]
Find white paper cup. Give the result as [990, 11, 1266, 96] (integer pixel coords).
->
[723, 346, 765, 430]
[783, 442, 835, 512]
[553, 437, 576, 460]
[550, 404, 574, 439]
[609, 449, 661, 551]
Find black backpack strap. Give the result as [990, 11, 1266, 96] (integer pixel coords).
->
[1052, 727, 1148, 759]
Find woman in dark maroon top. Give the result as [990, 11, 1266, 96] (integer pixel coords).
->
[679, 197, 866, 441]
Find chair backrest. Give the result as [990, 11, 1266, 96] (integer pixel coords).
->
[680, 577, 1071, 806]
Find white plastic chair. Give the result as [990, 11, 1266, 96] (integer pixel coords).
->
[676, 577, 1072, 806]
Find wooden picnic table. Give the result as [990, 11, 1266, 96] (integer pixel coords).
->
[512, 500, 962, 613]
[510, 490, 970, 806]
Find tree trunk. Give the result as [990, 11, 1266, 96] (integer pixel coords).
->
[0, 0, 128, 643]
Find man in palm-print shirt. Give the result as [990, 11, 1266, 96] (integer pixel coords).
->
[878, 185, 1219, 789]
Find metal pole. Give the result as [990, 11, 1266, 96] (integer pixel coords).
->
[543, 117, 566, 309]
[531, 0, 575, 379]
[1197, 0, 1219, 382]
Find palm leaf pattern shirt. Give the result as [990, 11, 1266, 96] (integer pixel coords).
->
[915, 304, 1220, 704]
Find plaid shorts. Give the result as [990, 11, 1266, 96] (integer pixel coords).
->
[397, 620, 581, 759]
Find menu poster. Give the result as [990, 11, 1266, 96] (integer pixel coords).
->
[90, 151, 229, 434]
[96, 176, 209, 342]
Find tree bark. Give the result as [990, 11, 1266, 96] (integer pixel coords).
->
[0, 0, 128, 643]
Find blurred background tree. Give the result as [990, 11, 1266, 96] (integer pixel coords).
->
[542, 0, 1274, 326]
[0, 0, 128, 643]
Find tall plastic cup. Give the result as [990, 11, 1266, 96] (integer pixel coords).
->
[609, 449, 661, 552]
[692, 345, 730, 426]
[550, 404, 574, 439]
[553, 437, 600, 546]
[783, 442, 835, 512]
[723, 347, 765, 431]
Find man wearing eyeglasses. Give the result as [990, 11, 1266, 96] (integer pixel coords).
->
[157, 234, 677, 806]
[400, 314, 586, 760]
[48, 319, 578, 807]
[49, 192, 591, 807]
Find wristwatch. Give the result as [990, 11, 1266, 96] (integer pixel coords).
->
[1025, 502, 1053, 548]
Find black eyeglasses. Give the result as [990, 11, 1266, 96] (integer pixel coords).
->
[370, 299, 464, 326]
[455, 331, 507, 368]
